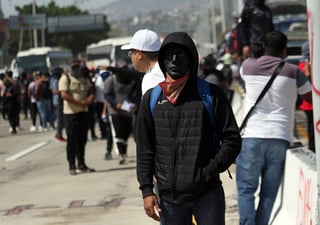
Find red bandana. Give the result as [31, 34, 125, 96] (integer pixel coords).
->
[159, 73, 189, 105]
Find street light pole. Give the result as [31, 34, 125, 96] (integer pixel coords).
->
[32, 0, 38, 48]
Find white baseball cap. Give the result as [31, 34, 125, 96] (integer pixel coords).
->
[121, 29, 161, 52]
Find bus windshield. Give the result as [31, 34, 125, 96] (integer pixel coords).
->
[16, 55, 47, 74]
[15, 47, 73, 75]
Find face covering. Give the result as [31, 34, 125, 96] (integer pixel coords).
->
[159, 72, 189, 105]
[71, 67, 81, 78]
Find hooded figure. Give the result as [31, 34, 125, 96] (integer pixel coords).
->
[136, 32, 241, 224]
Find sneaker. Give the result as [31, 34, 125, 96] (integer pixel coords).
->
[55, 134, 67, 142]
[9, 127, 13, 133]
[30, 125, 37, 132]
[119, 154, 127, 165]
[69, 165, 77, 175]
[77, 165, 96, 173]
[38, 127, 43, 132]
[104, 152, 112, 160]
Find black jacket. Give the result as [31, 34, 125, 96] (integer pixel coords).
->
[239, 0, 274, 47]
[136, 32, 241, 207]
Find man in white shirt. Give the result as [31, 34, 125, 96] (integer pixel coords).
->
[236, 31, 312, 225]
[121, 29, 165, 96]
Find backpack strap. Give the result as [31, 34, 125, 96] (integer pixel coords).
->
[197, 78, 214, 126]
[149, 85, 162, 115]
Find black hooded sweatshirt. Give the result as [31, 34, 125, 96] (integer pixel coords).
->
[136, 32, 241, 207]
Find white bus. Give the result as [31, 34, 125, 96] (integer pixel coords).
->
[11, 47, 73, 76]
[86, 36, 132, 68]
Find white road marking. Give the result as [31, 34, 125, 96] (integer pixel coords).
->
[5, 141, 50, 161]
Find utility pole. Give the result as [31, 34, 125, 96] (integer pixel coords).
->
[32, 0, 38, 48]
[306, 0, 320, 223]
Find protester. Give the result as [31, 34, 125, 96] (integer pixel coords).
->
[236, 31, 313, 225]
[2, 71, 21, 134]
[121, 28, 165, 96]
[238, 0, 274, 59]
[28, 71, 41, 132]
[50, 66, 66, 141]
[34, 71, 55, 132]
[0, 73, 5, 120]
[104, 60, 138, 165]
[59, 60, 95, 175]
[136, 32, 241, 224]
[297, 41, 315, 152]
[94, 65, 108, 140]
[199, 54, 223, 86]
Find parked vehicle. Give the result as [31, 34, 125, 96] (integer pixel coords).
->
[85, 36, 132, 68]
[11, 47, 73, 76]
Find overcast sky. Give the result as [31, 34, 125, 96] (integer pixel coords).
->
[1, 0, 117, 17]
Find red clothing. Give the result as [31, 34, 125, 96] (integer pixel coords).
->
[298, 61, 313, 111]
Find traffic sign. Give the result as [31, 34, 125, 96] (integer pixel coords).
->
[9, 14, 46, 30]
[47, 15, 105, 33]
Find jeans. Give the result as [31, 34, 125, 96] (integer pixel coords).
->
[159, 185, 225, 225]
[236, 138, 289, 225]
[36, 99, 54, 128]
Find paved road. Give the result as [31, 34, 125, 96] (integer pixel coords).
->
[0, 110, 308, 225]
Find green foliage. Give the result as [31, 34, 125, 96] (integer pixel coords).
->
[10, 1, 110, 57]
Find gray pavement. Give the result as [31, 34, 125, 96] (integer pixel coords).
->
[0, 109, 308, 225]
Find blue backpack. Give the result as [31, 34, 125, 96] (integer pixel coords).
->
[149, 77, 233, 179]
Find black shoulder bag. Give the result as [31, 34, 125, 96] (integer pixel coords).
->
[239, 61, 285, 132]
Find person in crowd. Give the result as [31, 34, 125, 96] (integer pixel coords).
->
[94, 65, 108, 140]
[59, 60, 95, 175]
[104, 60, 138, 165]
[0, 73, 5, 120]
[28, 71, 41, 132]
[50, 66, 66, 141]
[238, 0, 274, 59]
[199, 54, 224, 87]
[136, 32, 241, 224]
[297, 41, 315, 152]
[20, 72, 32, 120]
[86, 67, 98, 141]
[2, 71, 21, 134]
[236, 31, 313, 225]
[121, 28, 165, 96]
[34, 71, 55, 132]
[98, 67, 114, 160]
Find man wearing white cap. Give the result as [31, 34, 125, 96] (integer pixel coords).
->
[121, 29, 165, 96]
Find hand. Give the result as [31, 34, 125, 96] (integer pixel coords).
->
[143, 195, 161, 221]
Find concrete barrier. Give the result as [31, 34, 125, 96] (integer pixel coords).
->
[270, 147, 318, 225]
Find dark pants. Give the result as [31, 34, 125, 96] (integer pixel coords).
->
[7, 99, 20, 132]
[305, 110, 315, 152]
[64, 112, 89, 168]
[110, 114, 132, 155]
[88, 103, 96, 138]
[30, 102, 39, 126]
[105, 117, 113, 153]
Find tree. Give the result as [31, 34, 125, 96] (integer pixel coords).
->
[9, 1, 111, 57]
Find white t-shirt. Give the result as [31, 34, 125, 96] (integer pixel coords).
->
[94, 74, 105, 103]
[141, 63, 165, 96]
[240, 56, 311, 143]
